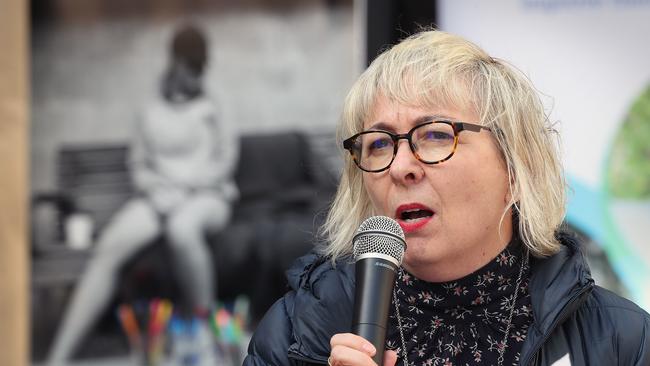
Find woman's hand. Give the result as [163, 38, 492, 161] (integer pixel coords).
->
[147, 185, 188, 213]
[329, 333, 398, 366]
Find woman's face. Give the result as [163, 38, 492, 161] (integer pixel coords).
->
[362, 96, 513, 282]
[162, 61, 203, 103]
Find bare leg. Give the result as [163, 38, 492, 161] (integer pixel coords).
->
[47, 198, 160, 365]
[166, 193, 231, 312]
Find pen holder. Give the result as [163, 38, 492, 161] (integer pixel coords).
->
[170, 316, 223, 366]
[116, 299, 174, 366]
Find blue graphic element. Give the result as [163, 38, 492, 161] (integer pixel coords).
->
[566, 175, 650, 310]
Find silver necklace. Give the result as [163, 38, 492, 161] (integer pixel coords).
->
[392, 249, 529, 366]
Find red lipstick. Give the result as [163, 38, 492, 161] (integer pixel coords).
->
[395, 203, 434, 234]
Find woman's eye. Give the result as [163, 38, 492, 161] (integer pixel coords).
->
[369, 138, 391, 150]
[425, 131, 453, 140]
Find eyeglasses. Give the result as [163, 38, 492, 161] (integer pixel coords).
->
[343, 120, 491, 173]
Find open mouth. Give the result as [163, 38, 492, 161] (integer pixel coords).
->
[395, 204, 434, 233]
[400, 208, 434, 221]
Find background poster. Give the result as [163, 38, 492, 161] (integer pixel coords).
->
[29, 0, 356, 364]
[439, 0, 650, 310]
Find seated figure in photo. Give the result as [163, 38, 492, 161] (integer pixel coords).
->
[47, 24, 239, 365]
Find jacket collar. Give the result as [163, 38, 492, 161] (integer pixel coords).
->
[520, 231, 595, 364]
[528, 231, 594, 330]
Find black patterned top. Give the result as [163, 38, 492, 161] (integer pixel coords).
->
[386, 241, 532, 366]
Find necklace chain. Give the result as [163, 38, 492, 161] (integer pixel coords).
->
[392, 286, 409, 366]
[392, 249, 529, 366]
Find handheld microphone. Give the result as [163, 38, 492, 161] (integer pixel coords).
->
[352, 216, 406, 365]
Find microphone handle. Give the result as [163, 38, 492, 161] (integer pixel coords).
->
[352, 257, 399, 365]
[352, 323, 387, 365]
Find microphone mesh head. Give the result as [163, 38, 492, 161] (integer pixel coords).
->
[353, 216, 406, 264]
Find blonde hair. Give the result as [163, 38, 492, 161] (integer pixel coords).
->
[320, 30, 566, 261]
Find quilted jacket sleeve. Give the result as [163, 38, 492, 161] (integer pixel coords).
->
[244, 292, 296, 366]
[601, 287, 650, 365]
[243, 252, 354, 366]
[629, 309, 650, 366]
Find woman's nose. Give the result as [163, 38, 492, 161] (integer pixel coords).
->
[389, 140, 424, 184]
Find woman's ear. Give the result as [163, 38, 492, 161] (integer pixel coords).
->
[504, 172, 518, 205]
[505, 185, 516, 205]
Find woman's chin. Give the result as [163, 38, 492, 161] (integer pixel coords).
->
[403, 243, 444, 268]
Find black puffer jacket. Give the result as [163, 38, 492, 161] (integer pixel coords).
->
[244, 233, 650, 365]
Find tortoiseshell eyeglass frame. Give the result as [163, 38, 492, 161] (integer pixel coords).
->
[342, 120, 491, 173]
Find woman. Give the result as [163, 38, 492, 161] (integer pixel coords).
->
[47, 25, 238, 364]
[243, 30, 650, 365]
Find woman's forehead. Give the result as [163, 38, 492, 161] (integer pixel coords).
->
[363, 95, 478, 129]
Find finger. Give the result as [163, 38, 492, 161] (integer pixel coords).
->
[330, 333, 376, 356]
[383, 350, 398, 366]
[330, 344, 376, 366]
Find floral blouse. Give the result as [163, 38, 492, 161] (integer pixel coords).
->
[386, 242, 532, 366]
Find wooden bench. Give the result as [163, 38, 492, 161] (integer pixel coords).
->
[30, 130, 339, 359]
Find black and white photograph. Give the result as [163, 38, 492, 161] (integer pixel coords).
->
[29, 1, 356, 365]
